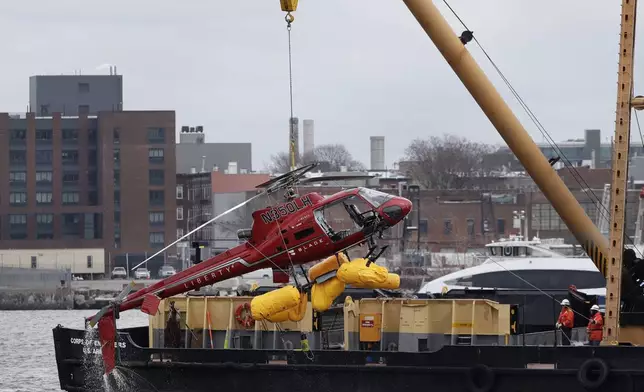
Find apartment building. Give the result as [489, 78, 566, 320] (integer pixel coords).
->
[0, 110, 176, 276]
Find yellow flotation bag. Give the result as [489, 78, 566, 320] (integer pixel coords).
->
[351, 273, 400, 290]
[265, 288, 308, 323]
[337, 258, 388, 286]
[311, 277, 346, 312]
[308, 253, 349, 281]
[251, 285, 301, 321]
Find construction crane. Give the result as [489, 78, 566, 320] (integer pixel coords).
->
[280, 0, 644, 343]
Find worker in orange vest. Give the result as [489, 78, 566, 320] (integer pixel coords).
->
[587, 304, 603, 346]
[556, 299, 574, 346]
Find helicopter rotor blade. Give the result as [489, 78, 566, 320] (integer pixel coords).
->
[129, 190, 267, 272]
[255, 163, 318, 193]
[88, 281, 136, 327]
[298, 174, 375, 185]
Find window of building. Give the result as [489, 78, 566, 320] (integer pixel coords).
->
[9, 214, 28, 239]
[78, 82, 90, 93]
[62, 129, 79, 142]
[88, 150, 97, 166]
[36, 192, 53, 205]
[177, 228, 184, 239]
[497, 218, 506, 235]
[147, 127, 165, 143]
[114, 170, 120, 186]
[177, 207, 184, 220]
[36, 171, 53, 183]
[467, 218, 475, 237]
[62, 150, 79, 165]
[62, 171, 79, 184]
[114, 211, 120, 223]
[149, 190, 164, 206]
[113, 128, 120, 144]
[10, 151, 26, 165]
[443, 219, 453, 235]
[114, 190, 120, 206]
[419, 218, 428, 234]
[36, 214, 53, 225]
[87, 255, 93, 269]
[9, 214, 27, 226]
[62, 192, 80, 205]
[148, 148, 164, 163]
[88, 128, 97, 143]
[36, 150, 53, 164]
[40, 105, 49, 116]
[88, 191, 98, 206]
[9, 171, 26, 184]
[62, 213, 82, 238]
[113, 149, 120, 165]
[35, 129, 52, 142]
[149, 169, 164, 186]
[78, 105, 90, 115]
[83, 213, 101, 240]
[87, 170, 97, 186]
[10, 192, 27, 205]
[36, 215, 54, 239]
[176, 185, 184, 199]
[31, 256, 37, 269]
[10, 129, 26, 142]
[149, 212, 165, 225]
[149, 232, 165, 247]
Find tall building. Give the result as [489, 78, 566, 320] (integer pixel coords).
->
[370, 136, 385, 170]
[0, 110, 177, 276]
[303, 119, 314, 156]
[176, 171, 212, 270]
[29, 73, 123, 116]
[176, 126, 252, 174]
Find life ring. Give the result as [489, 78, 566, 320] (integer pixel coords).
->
[235, 303, 255, 328]
[283, 340, 294, 350]
[465, 364, 495, 392]
[577, 358, 609, 390]
[387, 342, 398, 352]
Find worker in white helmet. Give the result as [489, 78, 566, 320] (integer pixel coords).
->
[587, 304, 603, 346]
[556, 299, 574, 346]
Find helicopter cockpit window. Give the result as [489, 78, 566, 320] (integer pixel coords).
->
[313, 194, 374, 243]
[358, 187, 393, 208]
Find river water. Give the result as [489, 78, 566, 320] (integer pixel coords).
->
[0, 310, 148, 392]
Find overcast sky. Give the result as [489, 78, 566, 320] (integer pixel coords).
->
[0, 1, 640, 170]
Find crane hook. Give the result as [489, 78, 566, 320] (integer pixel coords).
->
[285, 12, 294, 28]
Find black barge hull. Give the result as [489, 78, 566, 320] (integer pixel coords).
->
[53, 325, 644, 392]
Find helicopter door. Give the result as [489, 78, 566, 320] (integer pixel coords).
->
[313, 195, 373, 243]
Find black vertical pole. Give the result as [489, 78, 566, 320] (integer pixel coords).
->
[417, 195, 421, 254]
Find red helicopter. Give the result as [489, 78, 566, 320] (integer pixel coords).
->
[88, 163, 412, 365]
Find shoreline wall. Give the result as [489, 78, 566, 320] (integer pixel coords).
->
[0, 266, 73, 310]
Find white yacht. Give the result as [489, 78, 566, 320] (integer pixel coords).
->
[417, 235, 607, 299]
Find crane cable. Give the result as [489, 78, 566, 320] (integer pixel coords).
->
[286, 12, 297, 171]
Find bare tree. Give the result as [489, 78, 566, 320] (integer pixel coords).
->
[404, 134, 494, 189]
[267, 151, 297, 173]
[312, 144, 365, 171]
[268, 144, 365, 173]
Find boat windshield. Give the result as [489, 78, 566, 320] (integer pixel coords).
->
[358, 187, 393, 208]
[488, 246, 531, 257]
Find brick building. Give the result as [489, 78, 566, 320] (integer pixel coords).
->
[0, 111, 176, 276]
